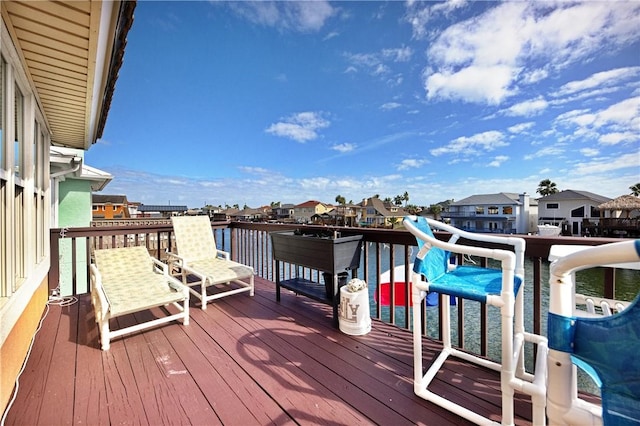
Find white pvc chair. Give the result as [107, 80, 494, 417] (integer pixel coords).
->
[547, 240, 640, 426]
[404, 216, 548, 426]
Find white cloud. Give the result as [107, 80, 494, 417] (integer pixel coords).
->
[573, 152, 640, 175]
[554, 97, 640, 143]
[344, 46, 411, 82]
[382, 46, 413, 62]
[599, 132, 639, 145]
[331, 143, 356, 153]
[425, 65, 516, 105]
[405, 0, 468, 40]
[397, 158, 428, 170]
[380, 102, 401, 111]
[238, 166, 270, 174]
[508, 122, 535, 134]
[323, 31, 339, 41]
[556, 67, 640, 97]
[579, 148, 599, 157]
[504, 97, 548, 117]
[431, 130, 508, 156]
[524, 145, 565, 160]
[488, 155, 509, 167]
[265, 111, 330, 143]
[594, 97, 640, 129]
[227, 1, 336, 32]
[422, 2, 640, 105]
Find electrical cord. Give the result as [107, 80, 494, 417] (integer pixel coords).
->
[0, 290, 78, 426]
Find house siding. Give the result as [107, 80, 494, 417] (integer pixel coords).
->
[59, 179, 93, 296]
[0, 271, 49, 413]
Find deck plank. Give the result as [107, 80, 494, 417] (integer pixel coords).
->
[72, 295, 111, 424]
[5, 303, 61, 425]
[100, 317, 150, 425]
[4, 276, 545, 426]
[207, 299, 418, 425]
[189, 305, 371, 425]
[220, 286, 468, 425]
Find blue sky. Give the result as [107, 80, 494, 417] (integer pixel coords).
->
[87, 0, 640, 208]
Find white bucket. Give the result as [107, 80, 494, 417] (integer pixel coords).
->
[338, 286, 371, 335]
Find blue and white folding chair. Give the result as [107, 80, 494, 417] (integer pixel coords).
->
[547, 240, 640, 426]
[404, 216, 547, 426]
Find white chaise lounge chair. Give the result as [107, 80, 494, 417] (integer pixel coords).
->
[169, 216, 254, 309]
[90, 246, 190, 351]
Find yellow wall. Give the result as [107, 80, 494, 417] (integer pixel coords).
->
[0, 279, 49, 414]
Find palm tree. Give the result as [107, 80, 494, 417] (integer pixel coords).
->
[430, 204, 442, 220]
[403, 191, 409, 207]
[536, 179, 559, 196]
[630, 183, 640, 196]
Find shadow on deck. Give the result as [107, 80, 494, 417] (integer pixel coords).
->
[4, 277, 538, 425]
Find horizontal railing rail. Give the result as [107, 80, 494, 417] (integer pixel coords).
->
[50, 220, 630, 363]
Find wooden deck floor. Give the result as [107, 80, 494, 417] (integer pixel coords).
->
[4, 277, 538, 425]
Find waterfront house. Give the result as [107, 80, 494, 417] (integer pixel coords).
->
[0, 0, 135, 413]
[92, 194, 131, 220]
[538, 190, 611, 236]
[293, 200, 331, 223]
[231, 206, 269, 221]
[440, 192, 535, 234]
[137, 204, 188, 218]
[271, 202, 295, 221]
[360, 196, 407, 228]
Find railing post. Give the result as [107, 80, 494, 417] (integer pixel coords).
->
[532, 257, 542, 336]
[49, 228, 60, 292]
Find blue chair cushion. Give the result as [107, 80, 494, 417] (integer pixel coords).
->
[411, 217, 523, 304]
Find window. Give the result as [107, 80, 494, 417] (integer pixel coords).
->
[0, 57, 4, 169]
[0, 58, 5, 295]
[475, 206, 484, 214]
[488, 206, 499, 214]
[0, 36, 50, 301]
[547, 203, 559, 209]
[14, 84, 23, 178]
[571, 206, 585, 218]
[503, 206, 513, 214]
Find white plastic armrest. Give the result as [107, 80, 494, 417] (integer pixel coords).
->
[151, 256, 169, 275]
[167, 251, 187, 267]
[216, 250, 230, 261]
[168, 275, 189, 293]
[428, 218, 524, 251]
[90, 264, 109, 319]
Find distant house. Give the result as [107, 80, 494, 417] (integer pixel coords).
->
[231, 207, 269, 222]
[92, 194, 131, 220]
[293, 200, 331, 223]
[359, 197, 407, 228]
[137, 204, 188, 218]
[272, 203, 295, 221]
[442, 193, 535, 234]
[537, 190, 611, 236]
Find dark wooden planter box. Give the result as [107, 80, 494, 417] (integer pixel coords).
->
[270, 230, 363, 327]
[270, 231, 362, 272]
